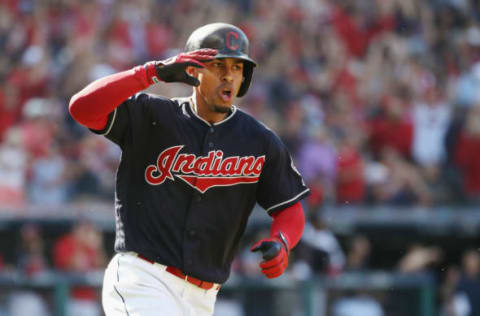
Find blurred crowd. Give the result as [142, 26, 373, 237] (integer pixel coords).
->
[0, 221, 478, 316]
[1, 0, 480, 210]
[0, 221, 106, 316]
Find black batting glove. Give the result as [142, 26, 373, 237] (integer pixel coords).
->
[144, 49, 217, 86]
[250, 233, 290, 279]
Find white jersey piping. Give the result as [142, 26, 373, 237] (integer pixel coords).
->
[266, 188, 310, 213]
[188, 95, 237, 126]
[101, 108, 117, 136]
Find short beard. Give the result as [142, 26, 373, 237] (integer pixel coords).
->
[211, 104, 232, 114]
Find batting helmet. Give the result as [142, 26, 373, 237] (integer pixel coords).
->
[185, 23, 257, 97]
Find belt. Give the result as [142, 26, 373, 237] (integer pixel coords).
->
[136, 254, 219, 290]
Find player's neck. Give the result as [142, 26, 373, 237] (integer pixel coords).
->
[191, 93, 230, 125]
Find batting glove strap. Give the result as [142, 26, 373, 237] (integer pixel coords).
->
[144, 49, 217, 86]
[277, 232, 290, 253]
[144, 62, 161, 85]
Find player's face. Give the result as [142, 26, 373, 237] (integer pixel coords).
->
[193, 58, 244, 113]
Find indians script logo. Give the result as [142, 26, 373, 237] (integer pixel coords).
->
[145, 145, 265, 193]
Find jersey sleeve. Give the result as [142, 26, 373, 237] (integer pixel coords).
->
[257, 130, 310, 215]
[88, 93, 168, 148]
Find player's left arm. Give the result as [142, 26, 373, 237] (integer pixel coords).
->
[251, 201, 305, 278]
[252, 127, 309, 278]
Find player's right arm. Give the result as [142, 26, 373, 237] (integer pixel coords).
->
[68, 49, 217, 130]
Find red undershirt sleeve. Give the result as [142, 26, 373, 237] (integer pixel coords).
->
[270, 201, 305, 250]
[68, 65, 150, 130]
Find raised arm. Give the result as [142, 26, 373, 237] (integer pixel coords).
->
[69, 49, 217, 130]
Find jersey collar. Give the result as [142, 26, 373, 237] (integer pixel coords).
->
[188, 95, 237, 127]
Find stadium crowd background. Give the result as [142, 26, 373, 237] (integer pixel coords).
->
[0, 0, 479, 315]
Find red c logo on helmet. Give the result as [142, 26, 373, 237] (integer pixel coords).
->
[226, 31, 240, 50]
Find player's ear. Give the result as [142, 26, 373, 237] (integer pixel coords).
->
[186, 66, 198, 78]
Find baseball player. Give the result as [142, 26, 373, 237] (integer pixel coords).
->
[69, 23, 309, 316]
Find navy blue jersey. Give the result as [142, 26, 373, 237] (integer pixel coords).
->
[91, 93, 309, 283]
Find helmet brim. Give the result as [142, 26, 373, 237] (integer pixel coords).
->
[214, 53, 257, 68]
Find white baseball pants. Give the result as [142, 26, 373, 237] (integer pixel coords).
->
[102, 252, 219, 316]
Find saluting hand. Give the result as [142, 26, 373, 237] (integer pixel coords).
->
[144, 49, 217, 86]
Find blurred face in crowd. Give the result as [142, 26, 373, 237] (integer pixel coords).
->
[189, 58, 244, 115]
[385, 96, 405, 120]
[463, 250, 480, 277]
[466, 104, 480, 136]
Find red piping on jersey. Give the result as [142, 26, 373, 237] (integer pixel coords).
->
[69, 66, 150, 130]
[270, 202, 305, 250]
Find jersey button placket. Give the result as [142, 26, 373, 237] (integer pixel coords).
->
[183, 228, 196, 269]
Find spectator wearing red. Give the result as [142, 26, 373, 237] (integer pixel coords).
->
[145, 22, 173, 58]
[331, 2, 395, 58]
[455, 105, 480, 200]
[6, 47, 51, 117]
[368, 90, 414, 160]
[0, 87, 18, 142]
[53, 220, 106, 316]
[336, 134, 366, 205]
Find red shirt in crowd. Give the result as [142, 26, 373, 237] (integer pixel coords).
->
[0, 89, 17, 141]
[455, 131, 480, 196]
[53, 233, 99, 301]
[331, 5, 395, 58]
[336, 145, 366, 204]
[369, 117, 414, 159]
